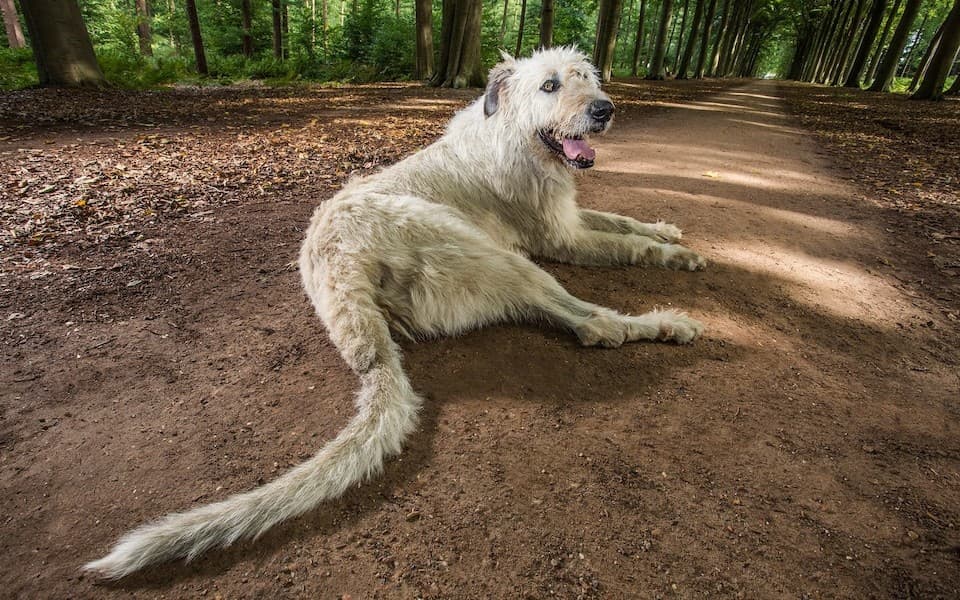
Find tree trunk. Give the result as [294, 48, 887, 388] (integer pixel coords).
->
[868, 0, 921, 90]
[946, 67, 960, 94]
[184, 0, 207, 74]
[673, 0, 688, 73]
[898, 12, 928, 77]
[166, 0, 178, 51]
[716, 0, 744, 76]
[1, 0, 24, 48]
[677, 0, 704, 77]
[788, 17, 815, 80]
[908, 18, 945, 91]
[865, 0, 902, 84]
[19, 0, 105, 86]
[831, 0, 868, 85]
[321, 0, 328, 55]
[594, 0, 624, 82]
[693, 0, 717, 77]
[499, 0, 509, 44]
[803, 0, 838, 81]
[844, 0, 886, 86]
[709, 0, 731, 75]
[432, 0, 484, 88]
[133, 0, 152, 56]
[539, 0, 554, 48]
[281, 1, 289, 59]
[241, 0, 253, 57]
[415, 0, 433, 79]
[272, 0, 283, 59]
[515, 0, 526, 57]
[647, 0, 674, 79]
[911, 0, 960, 100]
[631, 0, 647, 75]
[818, 0, 853, 82]
[666, 0, 684, 70]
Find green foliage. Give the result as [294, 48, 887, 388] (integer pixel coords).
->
[555, 0, 596, 51]
[0, 47, 38, 90]
[7, 0, 950, 90]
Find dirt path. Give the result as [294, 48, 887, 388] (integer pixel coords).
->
[3, 81, 959, 599]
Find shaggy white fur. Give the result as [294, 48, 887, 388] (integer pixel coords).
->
[83, 46, 705, 579]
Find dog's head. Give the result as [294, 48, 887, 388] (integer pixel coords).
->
[483, 47, 614, 170]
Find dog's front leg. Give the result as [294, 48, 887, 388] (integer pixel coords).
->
[579, 209, 683, 243]
[543, 229, 706, 271]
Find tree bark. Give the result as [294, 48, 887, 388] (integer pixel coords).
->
[321, 0, 328, 55]
[166, 0, 178, 51]
[1, 0, 24, 48]
[844, 0, 886, 86]
[19, 0, 105, 86]
[716, 0, 743, 76]
[415, 0, 433, 79]
[673, 0, 691, 72]
[499, 0, 509, 45]
[133, 0, 153, 56]
[803, 0, 839, 81]
[946, 66, 960, 93]
[281, 1, 289, 59]
[869, 0, 921, 91]
[184, 0, 207, 74]
[864, 0, 902, 84]
[241, 0, 253, 57]
[677, 0, 704, 77]
[911, 0, 960, 100]
[594, 0, 624, 82]
[515, 0, 527, 57]
[908, 18, 945, 91]
[432, 0, 484, 88]
[272, 0, 283, 59]
[898, 12, 928, 77]
[693, 0, 717, 77]
[818, 0, 853, 82]
[631, 0, 647, 75]
[539, 0, 554, 49]
[831, 0, 868, 85]
[709, 0, 731, 75]
[647, 0, 674, 79]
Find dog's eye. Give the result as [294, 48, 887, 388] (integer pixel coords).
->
[540, 79, 559, 93]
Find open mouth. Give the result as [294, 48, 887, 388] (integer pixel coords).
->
[538, 130, 596, 169]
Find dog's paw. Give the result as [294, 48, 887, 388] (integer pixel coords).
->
[650, 221, 683, 243]
[662, 245, 706, 271]
[655, 311, 704, 344]
[574, 313, 627, 348]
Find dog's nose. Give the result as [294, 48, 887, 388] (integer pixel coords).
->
[589, 100, 615, 122]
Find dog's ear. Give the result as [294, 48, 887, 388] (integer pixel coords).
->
[484, 59, 514, 118]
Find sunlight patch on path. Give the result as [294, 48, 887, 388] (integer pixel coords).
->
[712, 243, 909, 326]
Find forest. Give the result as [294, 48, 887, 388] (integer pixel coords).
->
[2, 0, 959, 98]
[3, 0, 960, 599]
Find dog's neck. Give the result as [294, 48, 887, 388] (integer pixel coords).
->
[444, 99, 574, 191]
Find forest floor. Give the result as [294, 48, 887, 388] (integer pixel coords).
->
[1, 79, 959, 599]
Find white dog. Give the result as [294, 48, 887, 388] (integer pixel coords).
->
[84, 47, 705, 579]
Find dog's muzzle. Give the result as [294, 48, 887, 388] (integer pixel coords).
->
[588, 99, 614, 133]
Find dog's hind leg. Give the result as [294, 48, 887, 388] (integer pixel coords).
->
[398, 239, 703, 346]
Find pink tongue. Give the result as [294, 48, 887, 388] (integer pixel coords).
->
[561, 138, 595, 161]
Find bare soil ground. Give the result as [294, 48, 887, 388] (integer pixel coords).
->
[2, 79, 958, 599]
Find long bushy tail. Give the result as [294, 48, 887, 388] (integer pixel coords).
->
[83, 287, 422, 579]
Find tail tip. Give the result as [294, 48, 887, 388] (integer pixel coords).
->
[82, 554, 130, 580]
